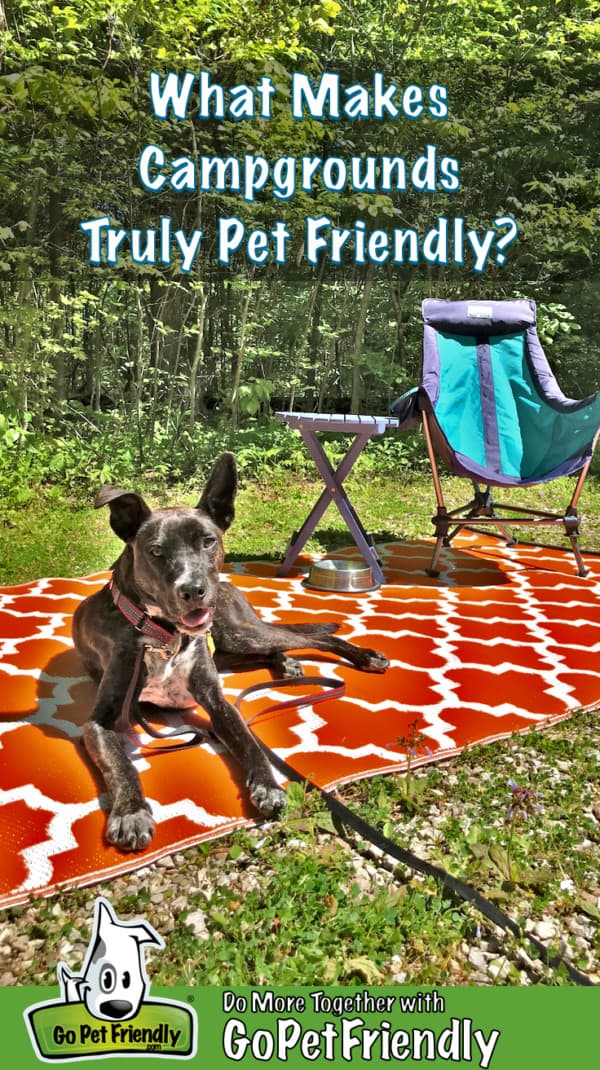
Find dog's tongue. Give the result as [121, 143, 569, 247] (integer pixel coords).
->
[179, 607, 211, 630]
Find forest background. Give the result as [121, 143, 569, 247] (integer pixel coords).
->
[0, 0, 599, 502]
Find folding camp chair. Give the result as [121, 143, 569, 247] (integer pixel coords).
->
[393, 299, 600, 577]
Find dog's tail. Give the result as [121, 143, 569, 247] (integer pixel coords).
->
[284, 622, 341, 635]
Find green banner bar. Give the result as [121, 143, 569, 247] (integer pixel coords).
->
[3, 984, 599, 1068]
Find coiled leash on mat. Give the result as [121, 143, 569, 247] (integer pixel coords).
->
[131, 668, 346, 754]
[109, 600, 594, 988]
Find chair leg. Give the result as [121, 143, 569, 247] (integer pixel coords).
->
[423, 414, 594, 579]
[427, 534, 445, 577]
[496, 524, 516, 546]
[568, 534, 589, 578]
[564, 460, 592, 577]
[472, 484, 515, 545]
[423, 411, 449, 575]
[442, 484, 516, 549]
[564, 507, 589, 577]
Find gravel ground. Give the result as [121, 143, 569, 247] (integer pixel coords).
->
[1, 840, 596, 989]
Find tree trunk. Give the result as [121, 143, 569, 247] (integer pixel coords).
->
[387, 271, 414, 400]
[188, 282, 208, 432]
[15, 174, 41, 422]
[134, 286, 147, 467]
[48, 172, 66, 404]
[165, 288, 195, 429]
[350, 263, 376, 413]
[304, 256, 328, 409]
[229, 275, 257, 432]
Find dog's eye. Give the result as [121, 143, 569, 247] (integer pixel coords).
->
[122, 971, 131, 989]
[100, 965, 116, 994]
[203, 536, 217, 549]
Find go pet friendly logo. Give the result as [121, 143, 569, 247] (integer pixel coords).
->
[25, 897, 196, 1061]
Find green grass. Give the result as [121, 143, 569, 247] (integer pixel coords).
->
[1, 471, 599, 987]
[3, 470, 600, 584]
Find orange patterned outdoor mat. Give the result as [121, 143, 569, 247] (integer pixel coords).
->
[1, 532, 599, 908]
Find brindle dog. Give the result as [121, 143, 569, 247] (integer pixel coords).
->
[73, 453, 388, 852]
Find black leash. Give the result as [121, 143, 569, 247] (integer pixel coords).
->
[130, 674, 594, 986]
[251, 741, 594, 987]
[232, 684, 595, 988]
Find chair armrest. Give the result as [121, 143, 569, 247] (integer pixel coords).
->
[390, 387, 422, 430]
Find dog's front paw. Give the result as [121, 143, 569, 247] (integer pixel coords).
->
[360, 649, 389, 673]
[249, 782, 287, 819]
[107, 807, 155, 852]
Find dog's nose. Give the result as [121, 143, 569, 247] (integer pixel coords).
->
[178, 582, 206, 602]
[99, 999, 134, 1019]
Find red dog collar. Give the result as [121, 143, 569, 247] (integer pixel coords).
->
[107, 578, 181, 653]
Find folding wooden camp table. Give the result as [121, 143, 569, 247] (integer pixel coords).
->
[275, 412, 399, 586]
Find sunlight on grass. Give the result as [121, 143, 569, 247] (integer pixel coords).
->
[2, 472, 600, 584]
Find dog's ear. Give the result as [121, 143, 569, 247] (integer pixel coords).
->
[196, 452, 237, 531]
[95, 897, 163, 950]
[95, 486, 152, 542]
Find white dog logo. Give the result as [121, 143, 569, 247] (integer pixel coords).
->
[57, 897, 164, 1022]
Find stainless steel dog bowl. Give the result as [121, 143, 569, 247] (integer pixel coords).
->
[303, 558, 379, 592]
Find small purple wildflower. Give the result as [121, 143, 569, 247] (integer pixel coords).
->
[505, 779, 542, 824]
[397, 718, 432, 758]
